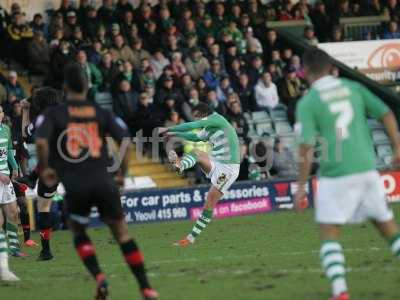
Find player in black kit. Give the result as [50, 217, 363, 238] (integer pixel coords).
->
[35, 63, 158, 300]
[19, 87, 62, 260]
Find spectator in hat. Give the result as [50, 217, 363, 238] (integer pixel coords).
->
[98, 0, 115, 27]
[277, 65, 302, 124]
[245, 27, 263, 54]
[110, 34, 135, 64]
[27, 30, 50, 76]
[185, 47, 210, 80]
[131, 38, 151, 69]
[304, 26, 319, 46]
[150, 50, 170, 79]
[254, 71, 280, 110]
[64, 10, 79, 39]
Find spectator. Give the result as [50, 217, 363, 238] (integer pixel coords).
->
[235, 73, 254, 112]
[49, 28, 64, 49]
[224, 41, 239, 69]
[57, 0, 77, 21]
[133, 92, 162, 139]
[76, 50, 103, 94]
[213, 3, 229, 32]
[120, 11, 135, 40]
[30, 13, 47, 36]
[278, 66, 302, 124]
[290, 55, 305, 79]
[155, 75, 183, 105]
[206, 90, 226, 115]
[27, 31, 50, 76]
[98, 0, 115, 27]
[5, 71, 26, 102]
[185, 47, 210, 80]
[197, 15, 216, 42]
[0, 82, 7, 105]
[70, 26, 91, 51]
[206, 43, 226, 73]
[6, 12, 33, 65]
[387, 0, 400, 20]
[64, 11, 79, 39]
[270, 138, 298, 179]
[110, 35, 135, 64]
[180, 74, 194, 98]
[311, 1, 332, 42]
[88, 40, 106, 65]
[248, 55, 265, 87]
[304, 26, 319, 46]
[367, 0, 384, 15]
[383, 21, 400, 39]
[226, 100, 249, 140]
[98, 52, 120, 92]
[267, 63, 282, 83]
[282, 48, 294, 66]
[131, 38, 151, 70]
[245, 27, 263, 54]
[203, 59, 226, 90]
[150, 50, 170, 79]
[196, 78, 209, 102]
[77, 0, 91, 25]
[216, 77, 233, 103]
[330, 25, 345, 42]
[81, 6, 99, 41]
[170, 52, 187, 78]
[164, 111, 182, 127]
[247, 0, 265, 26]
[142, 20, 160, 52]
[254, 71, 280, 110]
[48, 40, 74, 88]
[113, 79, 138, 130]
[181, 87, 200, 121]
[96, 25, 111, 49]
[110, 23, 122, 40]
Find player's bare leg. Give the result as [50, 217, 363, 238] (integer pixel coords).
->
[372, 219, 400, 258]
[319, 224, 350, 300]
[0, 209, 19, 281]
[106, 218, 158, 300]
[174, 151, 224, 246]
[37, 197, 54, 260]
[3, 201, 27, 257]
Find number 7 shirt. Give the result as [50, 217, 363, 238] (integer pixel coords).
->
[295, 75, 389, 178]
[35, 100, 130, 177]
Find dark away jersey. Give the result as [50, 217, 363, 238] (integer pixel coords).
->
[35, 100, 130, 177]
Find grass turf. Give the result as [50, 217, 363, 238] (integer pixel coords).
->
[3, 205, 400, 300]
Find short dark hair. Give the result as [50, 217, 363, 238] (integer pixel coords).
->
[31, 87, 62, 117]
[192, 102, 213, 118]
[63, 63, 88, 94]
[302, 48, 332, 76]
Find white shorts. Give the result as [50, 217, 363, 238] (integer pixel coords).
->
[206, 161, 240, 194]
[0, 181, 16, 205]
[315, 170, 394, 224]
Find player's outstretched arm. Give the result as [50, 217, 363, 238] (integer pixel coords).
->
[381, 111, 400, 167]
[168, 119, 209, 132]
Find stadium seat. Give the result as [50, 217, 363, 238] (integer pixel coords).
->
[376, 144, 392, 158]
[252, 111, 269, 122]
[270, 107, 288, 121]
[256, 121, 274, 136]
[367, 119, 384, 130]
[94, 92, 113, 111]
[371, 130, 389, 145]
[274, 121, 293, 135]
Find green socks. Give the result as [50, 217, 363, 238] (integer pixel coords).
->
[0, 230, 9, 271]
[320, 240, 348, 297]
[6, 222, 20, 254]
[179, 153, 197, 172]
[187, 209, 213, 243]
[389, 234, 400, 257]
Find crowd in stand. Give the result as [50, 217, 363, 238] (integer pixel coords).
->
[0, 0, 398, 181]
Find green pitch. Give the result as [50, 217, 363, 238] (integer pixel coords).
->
[3, 205, 400, 300]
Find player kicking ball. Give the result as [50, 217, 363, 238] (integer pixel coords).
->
[294, 49, 400, 300]
[159, 103, 240, 246]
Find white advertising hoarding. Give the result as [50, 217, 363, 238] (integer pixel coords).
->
[319, 39, 400, 83]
